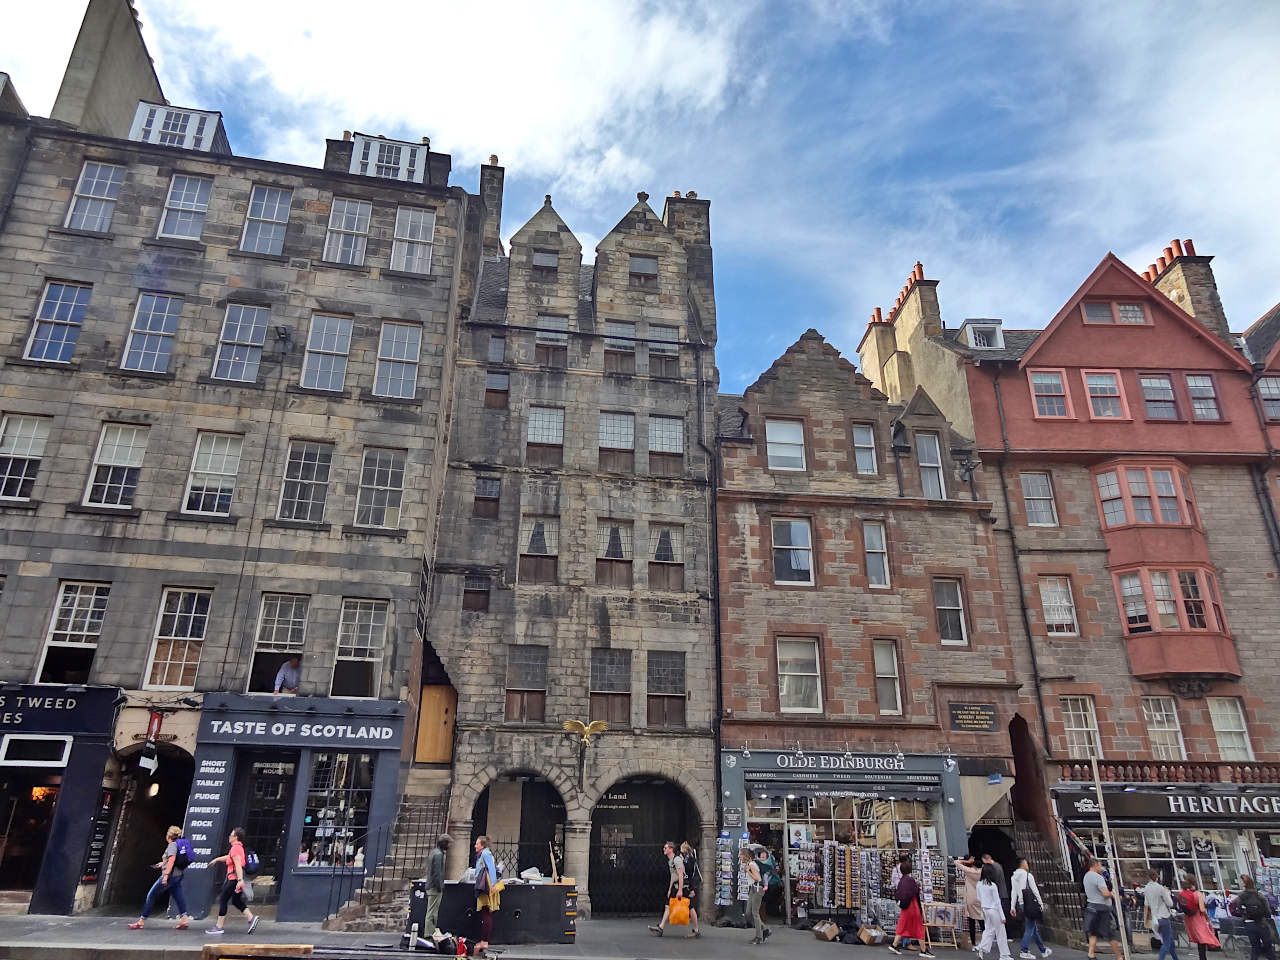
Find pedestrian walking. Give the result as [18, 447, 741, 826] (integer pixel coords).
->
[757, 846, 781, 925]
[127, 825, 192, 930]
[648, 840, 696, 938]
[1178, 877, 1220, 960]
[977, 863, 1013, 960]
[206, 827, 258, 936]
[1230, 875, 1278, 960]
[891, 852, 910, 894]
[473, 835, 500, 958]
[740, 847, 767, 945]
[680, 841, 703, 938]
[889, 859, 936, 958]
[1082, 858, 1122, 959]
[1142, 869, 1180, 960]
[1011, 857, 1051, 959]
[956, 856, 984, 948]
[425, 833, 451, 934]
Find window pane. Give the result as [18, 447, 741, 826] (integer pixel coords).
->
[184, 432, 243, 515]
[599, 412, 635, 449]
[27, 282, 92, 363]
[1084, 303, 1113, 323]
[0, 415, 51, 500]
[355, 448, 406, 528]
[280, 441, 332, 522]
[1087, 373, 1123, 417]
[1031, 372, 1068, 416]
[590, 648, 631, 692]
[852, 424, 876, 474]
[1020, 472, 1058, 525]
[650, 416, 684, 453]
[777, 638, 820, 711]
[528, 407, 564, 444]
[765, 419, 806, 470]
[214, 304, 268, 381]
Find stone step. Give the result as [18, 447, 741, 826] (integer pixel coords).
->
[0, 890, 31, 916]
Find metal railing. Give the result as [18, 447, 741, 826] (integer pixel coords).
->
[324, 797, 450, 921]
[589, 842, 670, 916]
[1058, 760, 1280, 784]
[484, 840, 565, 881]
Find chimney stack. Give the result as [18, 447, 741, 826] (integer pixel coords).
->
[479, 155, 505, 256]
[1151, 237, 1230, 343]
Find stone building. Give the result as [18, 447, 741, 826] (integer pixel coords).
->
[424, 190, 720, 916]
[0, 0, 491, 920]
[859, 244, 1280, 902]
[715, 329, 1020, 920]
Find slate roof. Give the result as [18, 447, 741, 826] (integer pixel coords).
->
[937, 327, 1042, 362]
[470, 255, 596, 325]
[1245, 300, 1280, 366]
[716, 394, 747, 439]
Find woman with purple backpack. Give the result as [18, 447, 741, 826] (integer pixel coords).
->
[127, 825, 193, 930]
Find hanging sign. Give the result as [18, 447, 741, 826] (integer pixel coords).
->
[138, 710, 163, 775]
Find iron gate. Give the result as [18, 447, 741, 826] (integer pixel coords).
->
[589, 842, 670, 915]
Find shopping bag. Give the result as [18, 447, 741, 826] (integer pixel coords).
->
[668, 896, 690, 925]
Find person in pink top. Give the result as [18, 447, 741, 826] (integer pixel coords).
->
[206, 827, 258, 936]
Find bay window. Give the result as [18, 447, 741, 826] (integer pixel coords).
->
[1094, 463, 1195, 528]
[1113, 567, 1228, 636]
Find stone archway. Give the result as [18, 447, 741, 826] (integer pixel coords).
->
[469, 771, 568, 880]
[445, 764, 579, 879]
[585, 774, 705, 916]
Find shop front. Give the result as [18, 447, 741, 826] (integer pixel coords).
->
[182, 693, 405, 922]
[0, 683, 121, 914]
[718, 750, 966, 923]
[1054, 784, 1280, 900]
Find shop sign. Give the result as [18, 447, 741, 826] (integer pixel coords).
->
[1058, 788, 1280, 822]
[723, 807, 743, 828]
[80, 788, 115, 883]
[184, 756, 232, 864]
[949, 703, 999, 732]
[0, 684, 119, 734]
[774, 752, 906, 771]
[138, 710, 163, 775]
[198, 714, 401, 747]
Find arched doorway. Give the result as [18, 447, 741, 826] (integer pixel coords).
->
[102, 744, 194, 909]
[469, 772, 566, 880]
[589, 775, 700, 915]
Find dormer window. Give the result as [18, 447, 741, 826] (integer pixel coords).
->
[532, 249, 558, 271]
[129, 102, 228, 153]
[349, 134, 426, 183]
[960, 320, 1003, 349]
[629, 255, 658, 283]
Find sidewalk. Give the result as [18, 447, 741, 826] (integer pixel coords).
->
[0, 913, 1097, 960]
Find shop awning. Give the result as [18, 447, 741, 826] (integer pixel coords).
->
[961, 774, 1016, 829]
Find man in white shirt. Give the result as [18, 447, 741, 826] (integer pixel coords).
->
[1011, 858, 1052, 959]
[1142, 869, 1179, 960]
[273, 655, 301, 694]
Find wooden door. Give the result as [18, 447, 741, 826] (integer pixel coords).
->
[415, 684, 457, 763]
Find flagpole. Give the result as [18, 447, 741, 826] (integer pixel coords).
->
[1090, 754, 1131, 960]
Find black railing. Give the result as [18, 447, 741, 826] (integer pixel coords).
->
[483, 840, 565, 881]
[324, 798, 450, 921]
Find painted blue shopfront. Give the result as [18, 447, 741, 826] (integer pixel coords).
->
[181, 693, 404, 922]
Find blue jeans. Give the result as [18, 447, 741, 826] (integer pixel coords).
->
[1157, 916, 1180, 960]
[140, 874, 187, 918]
[1021, 918, 1047, 954]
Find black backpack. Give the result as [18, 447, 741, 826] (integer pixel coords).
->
[684, 851, 702, 889]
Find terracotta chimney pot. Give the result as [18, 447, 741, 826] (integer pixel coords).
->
[1163, 246, 1174, 263]
[874, 306, 883, 322]
[1184, 238, 1196, 256]
[1158, 256, 1168, 270]
[1149, 264, 1159, 278]
[1172, 239, 1185, 257]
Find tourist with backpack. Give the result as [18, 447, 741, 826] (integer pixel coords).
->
[1178, 877, 1219, 960]
[127, 825, 192, 930]
[756, 846, 779, 934]
[206, 827, 259, 936]
[1011, 858, 1051, 959]
[1230, 875, 1277, 960]
[680, 841, 703, 939]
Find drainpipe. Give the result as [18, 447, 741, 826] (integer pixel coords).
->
[693, 343, 724, 865]
[991, 372, 1053, 757]
[1245, 372, 1280, 575]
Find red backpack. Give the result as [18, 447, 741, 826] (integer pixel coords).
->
[1179, 890, 1200, 916]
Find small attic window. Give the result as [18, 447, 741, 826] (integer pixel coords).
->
[129, 102, 225, 152]
[963, 323, 1003, 349]
[532, 249, 558, 270]
[349, 134, 425, 183]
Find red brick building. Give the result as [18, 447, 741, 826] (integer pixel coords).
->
[860, 242, 1280, 899]
[714, 331, 1026, 920]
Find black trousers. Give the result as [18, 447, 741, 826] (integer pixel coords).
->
[217, 877, 247, 917]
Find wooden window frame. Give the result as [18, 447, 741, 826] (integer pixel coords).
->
[1081, 368, 1131, 420]
[1027, 367, 1074, 420]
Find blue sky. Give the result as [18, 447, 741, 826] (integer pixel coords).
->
[5, 1, 1279, 390]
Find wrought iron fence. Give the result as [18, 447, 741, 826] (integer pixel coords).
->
[483, 840, 565, 881]
[589, 842, 670, 916]
[324, 798, 450, 921]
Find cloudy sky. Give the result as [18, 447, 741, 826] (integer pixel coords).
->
[4, 1, 1279, 388]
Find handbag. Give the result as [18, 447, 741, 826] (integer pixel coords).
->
[474, 860, 490, 894]
[668, 896, 690, 926]
[1022, 887, 1043, 921]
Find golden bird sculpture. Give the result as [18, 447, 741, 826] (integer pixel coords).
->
[563, 718, 608, 745]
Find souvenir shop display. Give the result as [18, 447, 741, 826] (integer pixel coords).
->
[715, 834, 737, 907]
